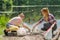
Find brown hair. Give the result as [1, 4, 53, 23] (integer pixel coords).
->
[41, 8, 49, 22]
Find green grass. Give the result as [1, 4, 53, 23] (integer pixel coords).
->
[0, 27, 5, 40]
[0, 38, 2, 40]
[0, 27, 6, 35]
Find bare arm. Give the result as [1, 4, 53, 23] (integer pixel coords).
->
[33, 21, 41, 29]
[32, 18, 44, 31]
[23, 23, 30, 31]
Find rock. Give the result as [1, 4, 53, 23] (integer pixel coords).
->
[17, 27, 27, 36]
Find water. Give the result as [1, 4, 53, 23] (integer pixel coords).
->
[57, 20, 60, 28]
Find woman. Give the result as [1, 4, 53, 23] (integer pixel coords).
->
[32, 8, 57, 37]
[4, 13, 30, 36]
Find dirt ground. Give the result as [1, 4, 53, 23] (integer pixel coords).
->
[2, 34, 45, 40]
[1, 34, 60, 40]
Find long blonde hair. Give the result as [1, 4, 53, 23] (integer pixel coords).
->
[41, 8, 49, 22]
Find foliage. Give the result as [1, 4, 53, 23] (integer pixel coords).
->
[0, 14, 10, 27]
[0, 0, 60, 27]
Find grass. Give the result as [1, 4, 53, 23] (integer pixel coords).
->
[0, 38, 2, 40]
[0, 27, 6, 35]
[0, 27, 6, 40]
[0, 14, 10, 35]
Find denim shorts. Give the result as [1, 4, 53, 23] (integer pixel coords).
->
[6, 23, 13, 28]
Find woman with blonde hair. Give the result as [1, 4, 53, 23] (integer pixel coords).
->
[32, 8, 57, 37]
[4, 13, 30, 36]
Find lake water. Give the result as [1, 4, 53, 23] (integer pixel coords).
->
[57, 20, 60, 28]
